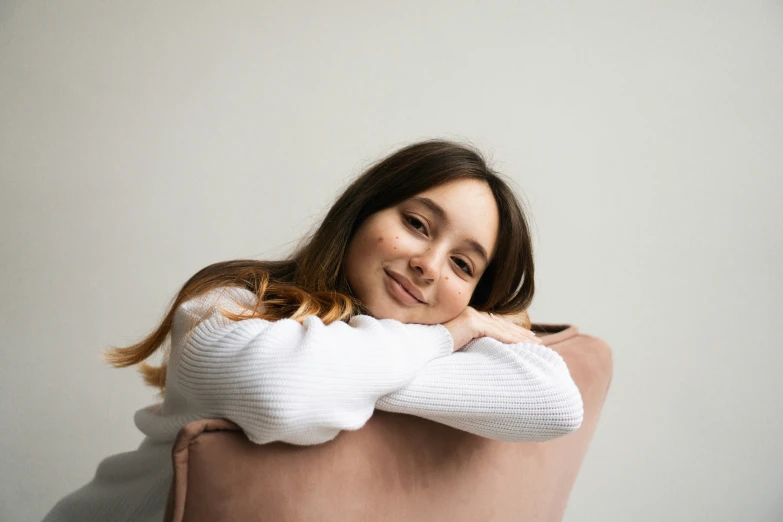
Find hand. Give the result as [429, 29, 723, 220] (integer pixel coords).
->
[443, 306, 542, 352]
[494, 309, 531, 330]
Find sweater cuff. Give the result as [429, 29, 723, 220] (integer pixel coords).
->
[407, 323, 454, 359]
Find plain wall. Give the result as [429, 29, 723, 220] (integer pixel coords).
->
[1, 1, 781, 521]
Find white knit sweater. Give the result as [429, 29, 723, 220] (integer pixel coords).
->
[43, 286, 583, 521]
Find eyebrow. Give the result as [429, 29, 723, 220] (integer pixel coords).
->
[409, 196, 490, 265]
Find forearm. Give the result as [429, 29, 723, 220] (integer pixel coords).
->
[375, 337, 584, 442]
[172, 286, 454, 445]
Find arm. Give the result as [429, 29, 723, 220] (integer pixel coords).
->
[374, 336, 584, 442]
[168, 286, 454, 446]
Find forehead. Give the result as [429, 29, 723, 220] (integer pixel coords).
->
[406, 179, 500, 259]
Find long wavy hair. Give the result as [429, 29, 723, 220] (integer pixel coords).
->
[103, 139, 536, 394]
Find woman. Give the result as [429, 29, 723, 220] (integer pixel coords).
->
[43, 139, 583, 521]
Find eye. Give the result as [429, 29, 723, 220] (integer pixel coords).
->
[453, 257, 473, 276]
[404, 215, 428, 235]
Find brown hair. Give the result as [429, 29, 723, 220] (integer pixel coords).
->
[103, 139, 536, 393]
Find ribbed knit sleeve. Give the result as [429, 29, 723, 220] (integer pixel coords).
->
[374, 336, 584, 442]
[167, 287, 454, 446]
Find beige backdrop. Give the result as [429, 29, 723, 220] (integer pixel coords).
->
[1, 1, 781, 521]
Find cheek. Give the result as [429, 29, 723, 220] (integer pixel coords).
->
[438, 275, 473, 311]
[369, 221, 414, 259]
[373, 235, 399, 258]
[346, 223, 405, 276]
[353, 229, 388, 259]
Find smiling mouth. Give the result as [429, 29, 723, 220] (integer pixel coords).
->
[384, 270, 425, 306]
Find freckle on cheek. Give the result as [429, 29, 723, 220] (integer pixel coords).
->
[378, 237, 383, 242]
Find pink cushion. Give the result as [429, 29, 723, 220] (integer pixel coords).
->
[164, 323, 612, 522]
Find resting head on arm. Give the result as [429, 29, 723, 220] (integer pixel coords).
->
[341, 173, 539, 349]
[102, 139, 540, 394]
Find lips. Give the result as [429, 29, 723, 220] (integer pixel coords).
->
[385, 269, 426, 304]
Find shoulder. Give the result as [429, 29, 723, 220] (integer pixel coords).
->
[182, 285, 258, 311]
[175, 285, 261, 330]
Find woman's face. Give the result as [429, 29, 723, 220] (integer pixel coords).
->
[343, 178, 500, 325]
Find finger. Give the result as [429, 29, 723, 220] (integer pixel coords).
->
[494, 314, 542, 344]
[488, 313, 541, 344]
[483, 313, 517, 344]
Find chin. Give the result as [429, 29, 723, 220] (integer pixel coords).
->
[369, 307, 405, 322]
[362, 301, 411, 323]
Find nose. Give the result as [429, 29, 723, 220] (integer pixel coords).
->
[410, 247, 441, 283]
